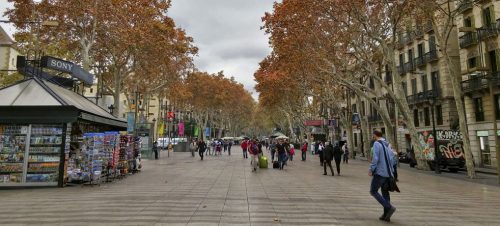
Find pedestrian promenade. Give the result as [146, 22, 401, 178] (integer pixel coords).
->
[0, 147, 500, 225]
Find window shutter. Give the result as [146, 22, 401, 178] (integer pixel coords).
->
[495, 49, 500, 72]
[490, 7, 495, 24]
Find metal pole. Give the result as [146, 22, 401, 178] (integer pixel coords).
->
[431, 102, 440, 174]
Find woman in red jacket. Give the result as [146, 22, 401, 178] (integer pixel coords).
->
[241, 139, 249, 159]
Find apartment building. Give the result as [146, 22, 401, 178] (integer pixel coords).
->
[0, 25, 19, 82]
[349, 17, 462, 161]
[456, 0, 500, 168]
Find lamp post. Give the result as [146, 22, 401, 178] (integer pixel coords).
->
[152, 118, 157, 141]
[108, 104, 115, 115]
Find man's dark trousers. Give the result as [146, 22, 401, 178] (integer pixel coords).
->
[370, 174, 392, 214]
[324, 160, 334, 175]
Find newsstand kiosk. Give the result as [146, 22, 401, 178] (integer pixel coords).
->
[0, 77, 127, 187]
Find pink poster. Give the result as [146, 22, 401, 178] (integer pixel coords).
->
[178, 122, 185, 137]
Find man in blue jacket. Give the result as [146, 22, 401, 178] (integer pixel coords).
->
[369, 129, 396, 222]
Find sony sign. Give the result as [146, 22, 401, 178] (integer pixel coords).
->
[41, 56, 74, 74]
[41, 56, 94, 86]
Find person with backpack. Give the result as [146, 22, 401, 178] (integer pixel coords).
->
[197, 139, 207, 160]
[369, 129, 396, 222]
[250, 139, 261, 172]
[342, 143, 349, 164]
[333, 141, 343, 175]
[301, 141, 308, 161]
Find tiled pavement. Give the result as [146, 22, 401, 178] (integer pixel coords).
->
[1, 147, 500, 226]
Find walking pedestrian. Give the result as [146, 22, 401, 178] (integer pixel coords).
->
[198, 139, 207, 160]
[342, 142, 349, 164]
[153, 141, 159, 160]
[189, 139, 197, 157]
[323, 142, 335, 176]
[369, 129, 397, 222]
[216, 140, 222, 156]
[241, 139, 249, 159]
[223, 140, 228, 153]
[333, 141, 343, 175]
[318, 141, 325, 166]
[289, 144, 295, 161]
[167, 142, 173, 158]
[301, 141, 308, 161]
[270, 141, 277, 162]
[276, 139, 288, 170]
[250, 139, 261, 172]
[228, 140, 233, 155]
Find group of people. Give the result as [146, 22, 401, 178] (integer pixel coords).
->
[152, 142, 173, 160]
[190, 138, 234, 160]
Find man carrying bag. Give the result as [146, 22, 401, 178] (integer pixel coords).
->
[369, 129, 399, 222]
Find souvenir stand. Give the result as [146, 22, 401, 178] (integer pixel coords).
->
[0, 78, 127, 187]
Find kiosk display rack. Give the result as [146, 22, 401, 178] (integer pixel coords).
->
[0, 125, 28, 184]
[0, 124, 63, 186]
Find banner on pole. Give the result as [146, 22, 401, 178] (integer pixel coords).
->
[178, 122, 185, 137]
[127, 112, 135, 134]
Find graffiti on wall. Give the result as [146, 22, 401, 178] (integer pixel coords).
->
[418, 130, 464, 161]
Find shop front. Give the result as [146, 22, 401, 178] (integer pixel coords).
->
[0, 78, 131, 187]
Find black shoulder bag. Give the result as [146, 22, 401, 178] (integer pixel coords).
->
[379, 141, 400, 193]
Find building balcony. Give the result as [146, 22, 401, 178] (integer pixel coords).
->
[404, 62, 416, 73]
[406, 89, 440, 105]
[424, 21, 433, 33]
[459, 32, 477, 48]
[461, 71, 500, 94]
[397, 66, 405, 75]
[424, 50, 438, 63]
[477, 23, 498, 40]
[414, 27, 424, 39]
[414, 56, 425, 67]
[368, 114, 382, 122]
[457, 1, 473, 13]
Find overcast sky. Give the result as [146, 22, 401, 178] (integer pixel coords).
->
[0, 0, 275, 100]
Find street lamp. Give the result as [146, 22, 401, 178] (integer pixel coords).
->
[108, 104, 115, 115]
[152, 118, 157, 140]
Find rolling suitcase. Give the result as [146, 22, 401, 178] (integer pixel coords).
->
[259, 156, 268, 168]
[273, 161, 280, 169]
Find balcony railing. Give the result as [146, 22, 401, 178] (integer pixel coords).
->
[404, 61, 415, 72]
[414, 56, 425, 67]
[457, 1, 473, 13]
[424, 50, 438, 63]
[397, 66, 405, 75]
[368, 114, 382, 122]
[414, 27, 424, 39]
[406, 89, 440, 105]
[459, 32, 477, 48]
[424, 21, 433, 33]
[477, 23, 498, 40]
[461, 71, 500, 94]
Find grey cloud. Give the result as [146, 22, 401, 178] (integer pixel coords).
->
[169, 0, 275, 100]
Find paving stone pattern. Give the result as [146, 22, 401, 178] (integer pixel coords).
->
[1, 146, 500, 226]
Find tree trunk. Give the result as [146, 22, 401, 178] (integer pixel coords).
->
[441, 49, 477, 178]
[113, 70, 121, 117]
